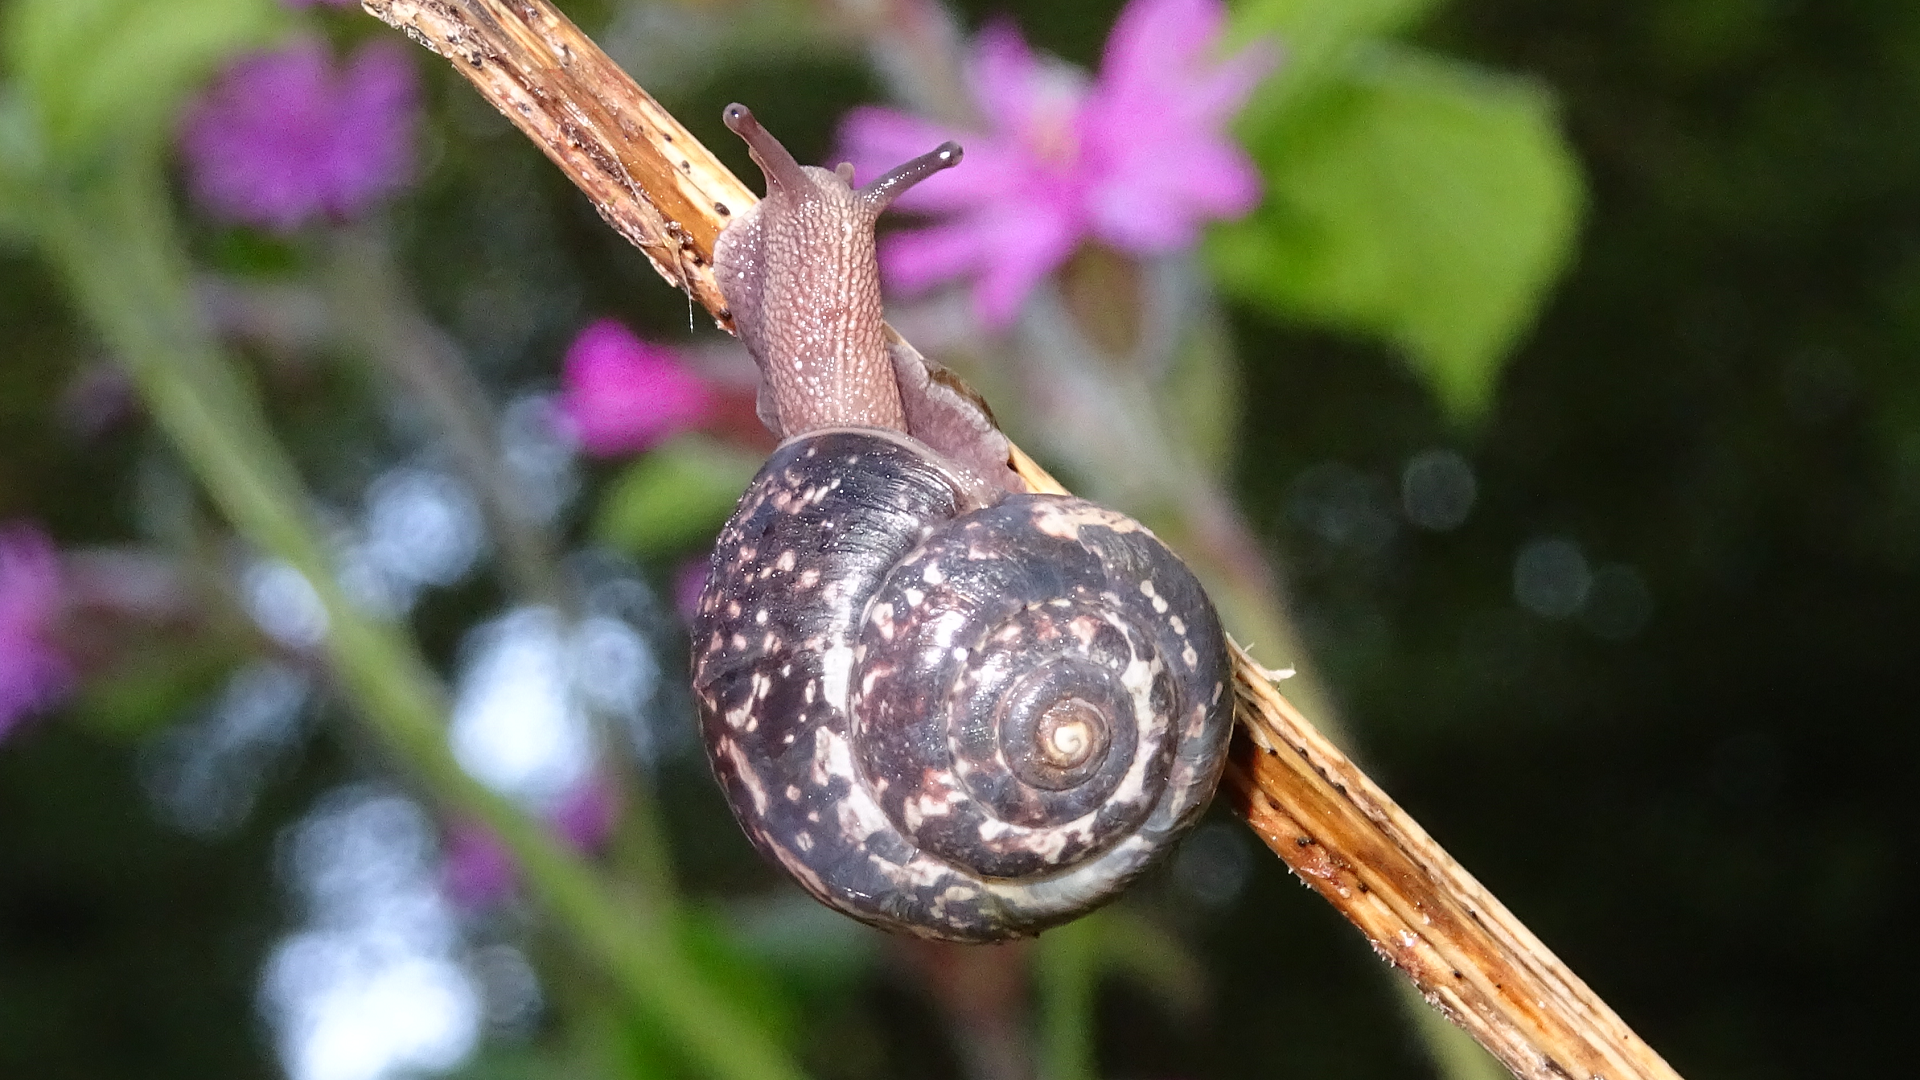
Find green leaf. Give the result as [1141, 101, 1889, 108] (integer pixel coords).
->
[1230, 0, 1441, 114]
[3, 0, 286, 164]
[591, 434, 761, 558]
[1212, 46, 1584, 421]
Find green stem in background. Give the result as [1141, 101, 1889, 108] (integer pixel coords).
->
[1035, 916, 1098, 1080]
[319, 224, 570, 606]
[316, 223, 680, 912]
[31, 154, 808, 1080]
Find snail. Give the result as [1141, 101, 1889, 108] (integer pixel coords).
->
[691, 104, 1233, 942]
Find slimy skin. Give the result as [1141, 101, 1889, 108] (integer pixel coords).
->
[713, 103, 960, 439]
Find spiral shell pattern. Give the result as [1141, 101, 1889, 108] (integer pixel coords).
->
[693, 429, 1232, 941]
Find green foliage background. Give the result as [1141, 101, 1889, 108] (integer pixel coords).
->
[2, 0, 1917, 1078]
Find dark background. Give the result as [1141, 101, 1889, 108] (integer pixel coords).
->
[4, 1, 1917, 1077]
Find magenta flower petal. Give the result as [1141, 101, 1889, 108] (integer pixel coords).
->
[180, 39, 419, 232]
[879, 222, 992, 295]
[556, 319, 714, 457]
[1085, 135, 1265, 251]
[0, 523, 72, 741]
[1083, 0, 1277, 252]
[323, 42, 420, 219]
[882, 197, 1081, 327]
[1098, 0, 1230, 100]
[968, 21, 1087, 144]
[967, 205, 1084, 325]
[831, 0, 1275, 324]
[1177, 41, 1284, 124]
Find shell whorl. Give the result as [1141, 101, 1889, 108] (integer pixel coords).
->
[692, 429, 1232, 941]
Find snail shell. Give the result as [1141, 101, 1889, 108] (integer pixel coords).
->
[691, 429, 1232, 941]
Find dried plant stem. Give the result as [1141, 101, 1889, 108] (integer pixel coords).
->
[360, 3, 1685, 1079]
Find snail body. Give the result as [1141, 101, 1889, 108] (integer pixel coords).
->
[693, 106, 1232, 941]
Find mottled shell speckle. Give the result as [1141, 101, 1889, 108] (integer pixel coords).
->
[692, 429, 1232, 941]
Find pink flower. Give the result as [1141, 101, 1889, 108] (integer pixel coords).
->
[180, 38, 419, 232]
[555, 319, 715, 456]
[836, 0, 1275, 324]
[442, 777, 622, 907]
[0, 523, 72, 740]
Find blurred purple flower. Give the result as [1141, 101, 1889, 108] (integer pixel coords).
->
[180, 38, 419, 232]
[58, 363, 138, 439]
[836, 0, 1276, 324]
[0, 523, 72, 740]
[672, 559, 710, 625]
[550, 776, 620, 848]
[555, 319, 715, 457]
[440, 822, 517, 907]
[442, 776, 621, 907]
